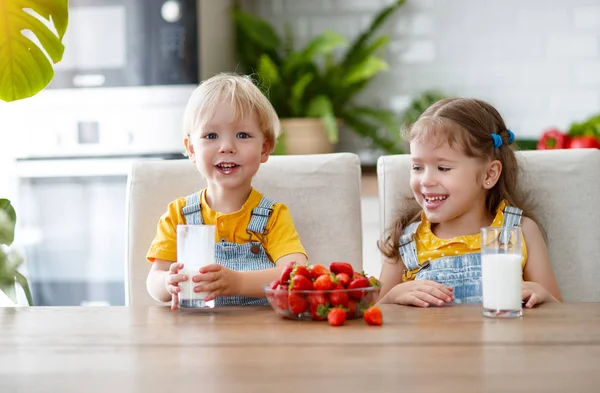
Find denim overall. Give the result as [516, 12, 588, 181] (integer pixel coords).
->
[399, 206, 523, 304]
[182, 192, 274, 306]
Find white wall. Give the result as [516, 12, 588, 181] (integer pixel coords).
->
[247, 0, 600, 139]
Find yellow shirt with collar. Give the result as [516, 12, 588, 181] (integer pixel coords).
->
[146, 188, 307, 264]
[403, 200, 528, 281]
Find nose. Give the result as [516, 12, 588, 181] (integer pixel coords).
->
[219, 137, 236, 154]
[420, 168, 437, 187]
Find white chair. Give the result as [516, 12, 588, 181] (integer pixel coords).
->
[126, 153, 363, 306]
[377, 149, 600, 302]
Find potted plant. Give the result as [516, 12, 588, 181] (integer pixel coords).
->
[0, 0, 68, 305]
[232, 0, 406, 155]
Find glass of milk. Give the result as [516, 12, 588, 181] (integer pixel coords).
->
[481, 226, 523, 318]
[176, 224, 216, 309]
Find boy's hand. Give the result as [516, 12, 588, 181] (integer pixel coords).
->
[193, 264, 242, 301]
[391, 280, 455, 307]
[522, 281, 549, 308]
[166, 263, 188, 310]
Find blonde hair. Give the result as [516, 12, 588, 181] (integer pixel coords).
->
[183, 73, 280, 152]
[379, 98, 535, 260]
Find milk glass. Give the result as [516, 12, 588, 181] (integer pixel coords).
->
[481, 226, 523, 318]
[177, 224, 216, 309]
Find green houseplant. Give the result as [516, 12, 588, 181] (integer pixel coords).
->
[0, 0, 69, 305]
[232, 0, 406, 154]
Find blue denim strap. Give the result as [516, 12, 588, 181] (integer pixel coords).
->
[182, 192, 204, 225]
[500, 205, 523, 244]
[247, 197, 276, 235]
[398, 221, 421, 270]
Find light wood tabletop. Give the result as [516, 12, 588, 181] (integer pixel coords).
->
[1, 303, 599, 393]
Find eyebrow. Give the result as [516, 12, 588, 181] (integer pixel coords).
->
[412, 156, 458, 163]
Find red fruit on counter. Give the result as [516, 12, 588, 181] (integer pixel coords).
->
[280, 261, 297, 284]
[313, 273, 336, 291]
[289, 275, 313, 291]
[347, 276, 369, 300]
[567, 136, 600, 149]
[335, 273, 351, 288]
[288, 293, 308, 314]
[291, 264, 312, 280]
[363, 306, 383, 326]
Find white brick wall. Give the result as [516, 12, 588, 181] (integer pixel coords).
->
[247, 0, 600, 139]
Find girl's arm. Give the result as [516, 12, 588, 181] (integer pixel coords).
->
[522, 217, 562, 302]
[377, 255, 405, 303]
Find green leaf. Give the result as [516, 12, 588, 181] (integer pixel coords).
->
[283, 31, 347, 76]
[0, 0, 69, 102]
[14, 270, 33, 306]
[340, 109, 401, 154]
[307, 95, 338, 143]
[257, 54, 281, 84]
[351, 106, 401, 138]
[0, 199, 17, 246]
[343, 56, 389, 85]
[290, 73, 314, 116]
[231, 7, 280, 51]
[401, 90, 447, 126]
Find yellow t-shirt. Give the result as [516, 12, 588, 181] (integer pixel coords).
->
[146, 188, 307, 264]
[403, 200, 528, 281]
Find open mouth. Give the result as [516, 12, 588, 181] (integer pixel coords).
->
[423, 194, 448, 209]
[215, 162, 239, 174]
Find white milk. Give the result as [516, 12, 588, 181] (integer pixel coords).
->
[482, 254, 522, 311]
[176, 225, 215, 307]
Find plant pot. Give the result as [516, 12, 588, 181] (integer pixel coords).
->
[280, 118, 336, 155]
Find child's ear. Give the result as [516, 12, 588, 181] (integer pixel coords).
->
[184, 138, 196, 163]
[260, 139, 272, 163]
[483, 159, 502, 189]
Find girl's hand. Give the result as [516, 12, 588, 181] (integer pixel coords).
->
[166, 263, 187, 310]
[193, 264, 242, 301]
[390, 280, 455, 307]
[522, 281, 551, 308]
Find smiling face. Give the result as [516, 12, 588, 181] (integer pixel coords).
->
[409, 136, 489, 227]
[185, 101, 271, 192]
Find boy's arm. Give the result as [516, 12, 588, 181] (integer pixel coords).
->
[146, 259, 174, 303]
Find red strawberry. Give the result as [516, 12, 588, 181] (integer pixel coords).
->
[330, 289, 349, 308]
[274, 284, 288, 310]
[307, 293, 329, 320]
[269, 279, 281, 290]
[288, 293, 308, 314]
[335, 273, 351, 288]
[330, 262, 354, 277]
[289, 275, 313, 291]
[347, 276, 369, 300]
[363, 306, 383, 326]
[353, 271, 366, 280]
[280, 261, 297, 284]
[291, 264, 312, 280]
[309, 264, 330, 279]
[346, 299, 358, 318]
[327, 308, 347, 326]
[313, 273, 336, 291]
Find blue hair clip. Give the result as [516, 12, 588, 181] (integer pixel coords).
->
[491, 134, 503, 148]
[507, 129, 515, 144]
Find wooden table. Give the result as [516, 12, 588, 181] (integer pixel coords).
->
[1, 303, 599, 392]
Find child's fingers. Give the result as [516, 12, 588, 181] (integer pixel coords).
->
[199, 264, 221, 273]
[521, 289, 533, 301]
[192, 271, 219, 283]
[422, 280, 454, 298]
[169, 263, 183, 273]
[171, 291, 179, 310]
[525, 293, 539, 308]
[408, 295, 430, 308]
[195, 281, 220, 294]
[167, 274, 187, 285]
[415, 291, 446, 306]
[418, 284, 453, 303]
[204, 292, 218, 302]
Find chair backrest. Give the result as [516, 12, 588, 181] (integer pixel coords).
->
[126, 153, 363, 306]
[377, 149, 600, 302]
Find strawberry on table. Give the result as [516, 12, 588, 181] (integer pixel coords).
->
[347, 276, 369, 300]
[330, 289, 349, 308]
[335, 273, 351, 288]
[274, 284, 289, 310]
[346, 299, 358, 318]
[307, 292, 329, 320]
[330, 262, 354, 277]
[363, 306, 383, 326]
[327, 308, 347, 326]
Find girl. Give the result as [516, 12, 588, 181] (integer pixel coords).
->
[377, 98, 561, 308]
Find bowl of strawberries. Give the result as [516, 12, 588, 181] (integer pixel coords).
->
[264, 261, 381, 324]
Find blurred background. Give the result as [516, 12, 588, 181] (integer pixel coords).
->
[0, 0, 598, 306]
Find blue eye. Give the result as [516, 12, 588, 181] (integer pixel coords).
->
[236, 132, 249, 139]
[204, 133, 217, 140]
